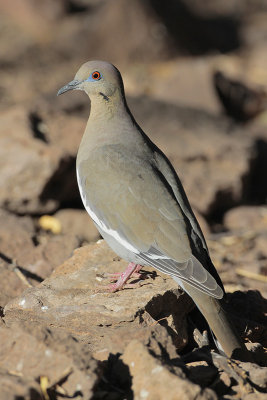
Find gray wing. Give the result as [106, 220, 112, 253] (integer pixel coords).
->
[78, 146, 224, 299]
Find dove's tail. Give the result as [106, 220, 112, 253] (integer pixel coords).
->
[179, 282, 252, 361]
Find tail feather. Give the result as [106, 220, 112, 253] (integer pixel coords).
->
[175, 280, 251, 360]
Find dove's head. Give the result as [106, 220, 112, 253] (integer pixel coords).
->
[57, 60, 125, 102]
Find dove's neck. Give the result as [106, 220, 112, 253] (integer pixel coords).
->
[89, 91, 128, 124]
[77, 91, 140, 162]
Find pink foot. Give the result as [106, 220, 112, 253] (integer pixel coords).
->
[97, 262, 144, 292]
[96, 282, 142, 293]
[104, 270, 142, 281]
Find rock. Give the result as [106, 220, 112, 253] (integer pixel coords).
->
[122, 340, 217, 400]
[0, 210, 36, 307]
[0, 209, 81, 307]
[0, 106, 61, 214]
[0, 0, 65, 48]
[224, 206, 267, 232]
[54, 208, 100, 243]
[242, 394, 267, 400]
[207, 229, 267, 298]
[239, 362, 267, 391]
[41, 110, 84, 156]
[4, 241, 194, 356]
[0, 210, 35, 260]
[34, 232, 80, 274]
[2, 238, 265, 400]
[27, 109, 86, 209]
[0, 107, 84, 214]
[127, 58, 220, 113]
[0, 373, 40, 400]
[0, 210, 80, 277]
[0, 324, 100, 400]
[0, 0, 177, 74]
[186, 361, 218, 387]
[225, 290, 267, 348]
[52, 0, 178, 64]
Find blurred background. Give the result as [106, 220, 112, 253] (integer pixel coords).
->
[1, 2, 267, 398]
[0, 0, 267, 305]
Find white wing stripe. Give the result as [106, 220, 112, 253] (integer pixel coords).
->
[77, 169, 139, 254]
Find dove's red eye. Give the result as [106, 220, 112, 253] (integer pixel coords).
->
[92, 71, 101, 80]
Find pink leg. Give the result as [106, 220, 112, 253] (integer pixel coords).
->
[105, 266, 143, 281]
[97, 263, 143, 292]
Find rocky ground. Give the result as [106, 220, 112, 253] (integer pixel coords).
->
[0, 1, 267, 399]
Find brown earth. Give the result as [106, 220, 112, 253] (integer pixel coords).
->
[0, 1, 267, 399]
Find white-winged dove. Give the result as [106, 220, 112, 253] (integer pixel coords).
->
[58, 61, 249, 359]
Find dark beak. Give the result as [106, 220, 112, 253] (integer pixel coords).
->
[57, 79, 82, 96]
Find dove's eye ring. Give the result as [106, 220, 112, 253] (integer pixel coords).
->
[92, 71, 101, 80]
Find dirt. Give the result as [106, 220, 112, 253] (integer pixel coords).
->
[0, 1, 267, 399]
